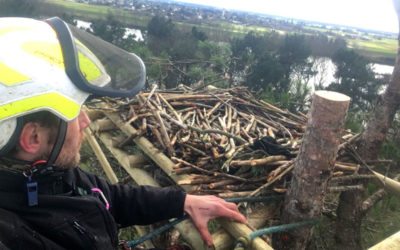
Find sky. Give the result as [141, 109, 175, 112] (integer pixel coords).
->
[175, 0, 399, 33]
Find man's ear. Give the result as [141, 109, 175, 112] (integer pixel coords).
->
[19, 122, 42, 154]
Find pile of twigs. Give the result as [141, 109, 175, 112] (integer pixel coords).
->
[98, 86, 359, 198]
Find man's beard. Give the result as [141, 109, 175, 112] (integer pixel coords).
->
[39, 133, 86, 170]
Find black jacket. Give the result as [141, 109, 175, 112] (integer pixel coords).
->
[0, 165, 186, 250]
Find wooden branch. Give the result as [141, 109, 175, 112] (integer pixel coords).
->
[328, 185, 364, 192]
[173, 166, 194, 175]
[153, 110, 174, 156]
[116, 134, 137, 148]
[189, 126, 248, 144]
[90, 118, 116, 132]
[142, 84, 158, 107]
[230, 155, 287, 167]
[267, 159, 296, 182]
[209, 179, 238, 189]
[330, 174, 376, 183]
[361, 189, 387, 214]
[224, 138, 236, 158]
[250, 161, 295, 197]
[218, 218, 273, 250]
[178, 176, 218, 185]
[148, 124, 166, 149]
[361, 174, 400, 214]
[372, 171, 400, 196]
[225, 184, 258, 191]
[160, 111, 247, 144]
[84, 107, 105, 121]
[218, 191, 252, 198]
[171, 157, 248, 182]
[84, 127, 119, 184]
[180, 143, 207, 156]
[207, 101, 222, 117]
[104, 111, 194, 190]
[128, 154, 149, 168]
[158, 93, 182, 122]
[211, 147, 220, 158]
[95, 132, 158, 187]
[334, 163, 358, 172]
[338, 133, 360, 150]
[365, 159, 393, 165]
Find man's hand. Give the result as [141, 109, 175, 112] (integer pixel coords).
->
[184, 194, 248, 247]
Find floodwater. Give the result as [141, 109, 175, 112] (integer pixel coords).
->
[309, 57, 394, 88]
[75, 20, 144, 41]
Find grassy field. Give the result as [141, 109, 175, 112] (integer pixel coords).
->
[349, 37, 397, 64]
[303, 25, 397, 63]
[41, 0, 150, 27]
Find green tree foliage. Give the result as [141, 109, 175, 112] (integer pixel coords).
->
[278, 34, 312, 92]
[246, 52, 284, 91]
[60, 13, 77, 26]
[305, 34, 347, 57]
[159, 38, 231, 88]
[230, 32, 314, 111]
[147, 16, 174, 38]
[229, 32, 276, 87]
[90, 13, 127, 48]
[198, 40, 231, 72]
[89, 12, 144, 56]
[147, 16, 176, 56]
[191, 26, 207, 41]
[145, 16, 231, 89]
[327, 48, 384, 111]
[0, 0, 41, 17]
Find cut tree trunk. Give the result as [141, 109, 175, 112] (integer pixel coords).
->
[335, 1, 400, 249]
[274, 91, 350, 250]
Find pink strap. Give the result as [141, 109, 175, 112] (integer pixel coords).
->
[91, 188, 110, 210]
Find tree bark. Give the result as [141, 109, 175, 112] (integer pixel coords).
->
[335, 1, 400, 249]
[274, 90, 350, 250]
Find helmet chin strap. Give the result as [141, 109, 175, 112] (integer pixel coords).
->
[46, 120, 68, 167]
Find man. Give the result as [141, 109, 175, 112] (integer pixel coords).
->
[0, 17, 246, 249]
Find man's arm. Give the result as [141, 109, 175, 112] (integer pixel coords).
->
[73, 168, 186, 225]
[184, 194, 248, 246]
[74, 168, 247, 246]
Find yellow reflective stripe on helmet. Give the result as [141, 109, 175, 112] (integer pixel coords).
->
[22, 41, 65, 70]
[0, 62, 30, 86]
[0, 93, 80, 120]
[78, 51, 102, 83]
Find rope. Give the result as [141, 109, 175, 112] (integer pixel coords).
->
[225, 195, 284, 203]
[234, 219, 320, 249]
[250, 219, 318, 239]
[124, 195, 284, 248]
[124, 215, 189, 248]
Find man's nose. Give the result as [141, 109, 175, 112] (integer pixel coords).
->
[79, 111, 91, 130]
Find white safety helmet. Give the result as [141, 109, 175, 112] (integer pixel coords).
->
[0, 17, 146, 156]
